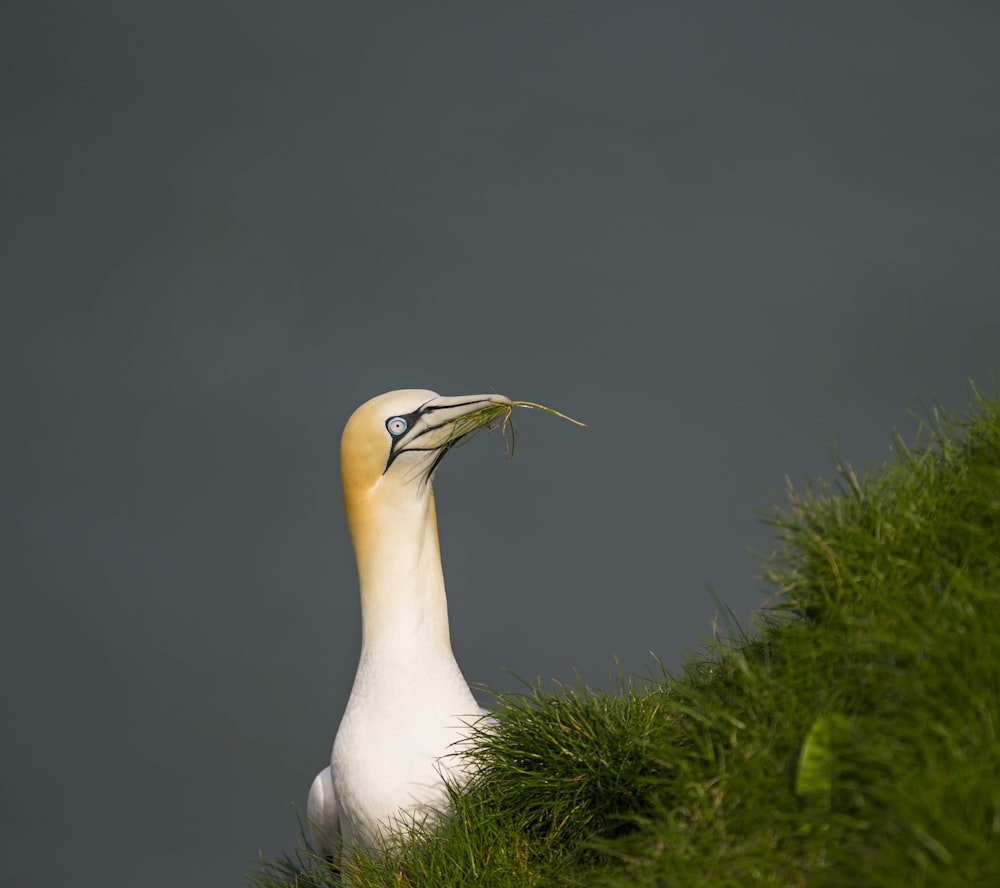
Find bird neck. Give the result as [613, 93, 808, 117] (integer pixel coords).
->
[346, 483, 454, 656]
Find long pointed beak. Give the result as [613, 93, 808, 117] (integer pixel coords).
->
[395, 393, 513, 455]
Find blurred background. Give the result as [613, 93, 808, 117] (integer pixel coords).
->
[3, 4, 998, 885]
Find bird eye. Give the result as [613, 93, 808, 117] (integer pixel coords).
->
[386, 416, 408, 437]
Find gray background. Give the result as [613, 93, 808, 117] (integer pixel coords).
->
[3, 4, 998, 886]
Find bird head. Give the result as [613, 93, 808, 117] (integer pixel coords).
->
[340, 389, 514, 502]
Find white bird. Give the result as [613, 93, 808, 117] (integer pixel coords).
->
[307, 389, 516, 868]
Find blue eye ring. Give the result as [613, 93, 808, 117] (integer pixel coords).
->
[386, 416, 408, 437]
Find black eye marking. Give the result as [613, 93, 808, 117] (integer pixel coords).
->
[382, 407, 438, 476]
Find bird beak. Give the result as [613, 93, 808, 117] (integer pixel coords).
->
[387, 393, 514, 474]
[404, 393, 513, 450]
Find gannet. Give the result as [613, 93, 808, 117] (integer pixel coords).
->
[307, 389, 517, 867]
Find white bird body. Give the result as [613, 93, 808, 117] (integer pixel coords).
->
[308, 389, 512, 865]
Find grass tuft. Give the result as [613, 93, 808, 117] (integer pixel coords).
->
[252, 385, 1000, 886]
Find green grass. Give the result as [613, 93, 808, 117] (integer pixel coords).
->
[251, 386, 1000, 886]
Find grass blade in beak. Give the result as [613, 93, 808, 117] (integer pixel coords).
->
[512, 401, 587, 427]
[442, 398, 586, 462]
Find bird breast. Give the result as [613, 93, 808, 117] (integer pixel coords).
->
[332, 657, 482, 846]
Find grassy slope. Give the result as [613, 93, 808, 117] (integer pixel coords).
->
[251, 389, 1000, 887]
